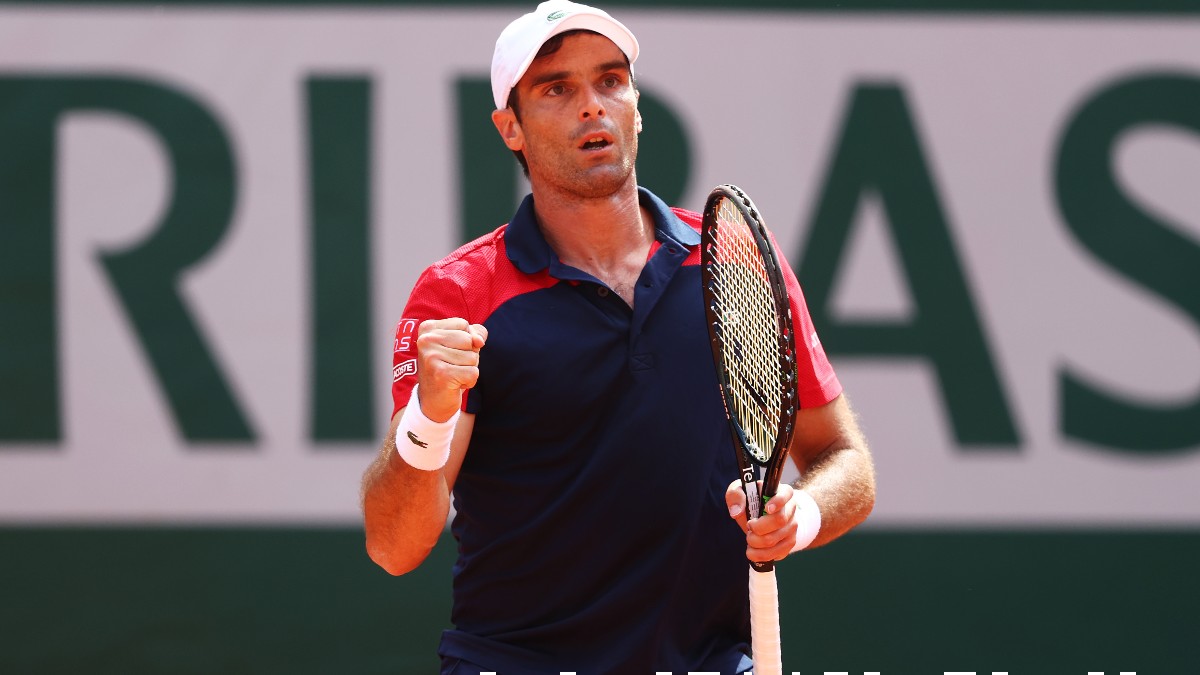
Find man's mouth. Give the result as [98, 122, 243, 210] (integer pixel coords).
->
[579, 133, 613, 150]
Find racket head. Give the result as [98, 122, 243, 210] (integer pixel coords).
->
[700, 184, 799, 521]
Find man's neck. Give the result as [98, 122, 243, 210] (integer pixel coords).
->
[531, 183, 654, 271]
[530, 182, 656, 306]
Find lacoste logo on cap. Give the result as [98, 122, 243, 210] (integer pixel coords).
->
[546, 10, 567, 21]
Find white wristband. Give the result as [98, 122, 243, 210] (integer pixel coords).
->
[394, 384, 459, 471]
[789, 489, 822, 553]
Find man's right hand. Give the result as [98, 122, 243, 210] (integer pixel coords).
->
[415, 318, 488, 422]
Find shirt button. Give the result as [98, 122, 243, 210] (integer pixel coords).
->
[597, 287, 609, 297]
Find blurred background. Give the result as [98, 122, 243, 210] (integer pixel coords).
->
[2, 1, 1197, 673]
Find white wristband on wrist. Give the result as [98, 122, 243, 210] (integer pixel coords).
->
[790, 489, 822, 553]
[394, 384, 458, 471]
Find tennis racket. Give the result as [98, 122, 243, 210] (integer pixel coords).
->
[700, 184, 799, 675]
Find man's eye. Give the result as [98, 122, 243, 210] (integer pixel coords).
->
[547, 85, 566, 96]
[603, 76, 619, 88]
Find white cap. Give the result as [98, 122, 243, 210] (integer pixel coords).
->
[490, 0, 639, 110]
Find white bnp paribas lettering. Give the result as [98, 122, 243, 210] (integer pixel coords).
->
[472, 643, 1140, 672]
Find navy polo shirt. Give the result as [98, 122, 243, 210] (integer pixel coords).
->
[390, 187, 840, 674]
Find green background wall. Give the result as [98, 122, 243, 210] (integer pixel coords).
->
[3, 528, 1196, 673]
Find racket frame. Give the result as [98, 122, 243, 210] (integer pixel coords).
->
[700, 183, 800, 574]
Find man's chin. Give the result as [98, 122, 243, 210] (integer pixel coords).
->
[567, 163, 637, 199]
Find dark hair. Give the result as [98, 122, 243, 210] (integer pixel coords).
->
[503, 29, 633, 177]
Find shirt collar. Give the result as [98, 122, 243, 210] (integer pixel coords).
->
[505, 186, 699, 275]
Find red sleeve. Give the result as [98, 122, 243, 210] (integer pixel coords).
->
[389, 265, 469, 418]
[777, 239, 842, 409]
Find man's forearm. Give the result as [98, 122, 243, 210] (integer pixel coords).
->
[361, 418, 452, 576]
[795, 442, 875, 548]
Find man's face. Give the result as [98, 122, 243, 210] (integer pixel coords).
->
[500, 32, 641, 199]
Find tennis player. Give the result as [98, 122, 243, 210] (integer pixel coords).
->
[360, 2, 875, 673]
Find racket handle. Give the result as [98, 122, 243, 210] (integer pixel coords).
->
[746, 486, 777, 573]
[748, 565, 783, 675]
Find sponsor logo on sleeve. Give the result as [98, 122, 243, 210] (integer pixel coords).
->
[394, 318, 418, 353]
[393, 359, 416, 382]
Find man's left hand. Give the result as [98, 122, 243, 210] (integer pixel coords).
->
[724, 480, 800, 564]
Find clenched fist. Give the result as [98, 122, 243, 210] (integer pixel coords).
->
[415, 318, 488, 422]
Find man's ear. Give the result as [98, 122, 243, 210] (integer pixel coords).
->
[492, 108, 524, 151]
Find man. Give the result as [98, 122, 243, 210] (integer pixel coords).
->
[360, 2, 875, 673]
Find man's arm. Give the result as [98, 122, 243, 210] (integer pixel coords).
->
[360, 410, 473, 576]
[360, 318, 487, 576]
[786, 393, 875, 547]
[727, 393, 875, 562]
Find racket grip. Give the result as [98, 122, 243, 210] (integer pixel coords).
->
[748, 565, 783, 675]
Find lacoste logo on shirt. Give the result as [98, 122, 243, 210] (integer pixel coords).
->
[393, 359, 416, 382]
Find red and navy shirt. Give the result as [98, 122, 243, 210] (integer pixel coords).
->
[391, 187, 841, 674]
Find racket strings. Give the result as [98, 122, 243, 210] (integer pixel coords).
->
[709, 198, 786, 463]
